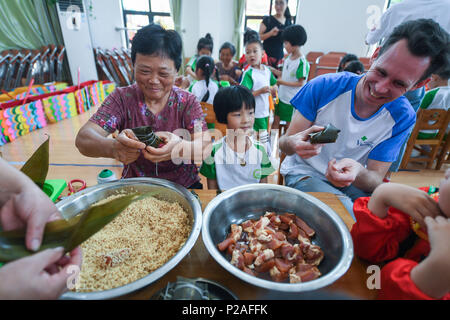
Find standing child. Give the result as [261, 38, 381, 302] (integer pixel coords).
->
[185, 33, 214, 81]
[189, 55, 220, 104]
[351, 169, 450, 300]
[238, 29, 269, 72]
[270, 24, 309, 131]
[216, 42, 242, 86]
[240, 29, 277, 152]
[200, 86, 275, 191]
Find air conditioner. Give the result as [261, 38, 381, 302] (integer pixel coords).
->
[56, 0, 98, 83]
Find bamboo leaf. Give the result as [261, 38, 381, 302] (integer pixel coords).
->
[0, 192, 156, 263]
[20, 136, 50, 188]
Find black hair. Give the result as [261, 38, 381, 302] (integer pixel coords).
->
[338, 54, 358, 72]
[219, 42, 236, 57]
[243, 28, 262, 47]
[343, 60, 365, 74]
[131, 23, 182, 71]
[213, 86, 255, 124]
[270, 0, 293, 24]
[435, 65, 450, 80]
[379, 19, 450, 82]
[196, 55, 219, 102]
[282, 24, 307, 47]
[197, 33, 214, 53]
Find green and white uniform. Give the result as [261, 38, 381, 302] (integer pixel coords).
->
[200, 136, 275, 191]
[240, 65, 277, 131]
[418, 86, 449, 139]
[276, 55, 310, 122]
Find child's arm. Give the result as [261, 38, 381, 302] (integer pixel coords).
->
[186, 66, 197, 80]
[253, 86, 270, 97]
[410, 216, 450, 299]
[368, 183, 441, 228]
[268, 66, 281, 78]
[277, 78, 305, 88]
[351, 183, 441, 263]
[259, 177, 268, 184]
[207, 178, 219, 190]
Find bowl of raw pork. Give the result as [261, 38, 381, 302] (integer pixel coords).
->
[202, 184, 353, 292]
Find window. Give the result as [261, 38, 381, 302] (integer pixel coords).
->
[121, 0, 174, 47]
[245, 0, 299, 32]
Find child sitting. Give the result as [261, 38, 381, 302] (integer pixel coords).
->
[189, 55, 219, 104]
[351, 168, 450, 299]
[270, 24, 309, 131]
[216, 42, 242, 86]
[200, 86, 275, 191]
[185, 33, 214, 81]
[343, 60, 365, 75]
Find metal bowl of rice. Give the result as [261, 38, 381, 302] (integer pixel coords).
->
[202, 184, 353, 292]
[57, 177, 202, 300]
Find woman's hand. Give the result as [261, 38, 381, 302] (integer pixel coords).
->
[271, 27, 280, 37]
[0, 184, 61, 251]
[142, 131, 182, 163]
[368, 183, 441, 224]
[0, 247, 82, 299]
[111, 129, 146, 165]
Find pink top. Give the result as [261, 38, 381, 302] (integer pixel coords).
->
[90, 83, 208, 188]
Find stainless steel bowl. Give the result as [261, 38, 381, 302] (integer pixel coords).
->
[202, 184, 353, 292]
[57, 178, 202, 300]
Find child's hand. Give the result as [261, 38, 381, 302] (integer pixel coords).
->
[368, 183, 441, 225]
[425, 216, 450, 264]
[410, 216, 450, 299]
[256, 86, 270, 96]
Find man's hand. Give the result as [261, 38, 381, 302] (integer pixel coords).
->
[325, 158, 363, 188]
[284, 125, 324, 159]
[112, 129, 146, 165]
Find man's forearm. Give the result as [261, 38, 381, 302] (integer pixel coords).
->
[353, 167, 385, 193]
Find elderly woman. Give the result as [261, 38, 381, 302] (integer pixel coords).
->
[259, 0, 293, 69]
[76, 24, 211, 189]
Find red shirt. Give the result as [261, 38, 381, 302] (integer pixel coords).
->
[351, 190, 449, 300]
[90, 83, 208, 187]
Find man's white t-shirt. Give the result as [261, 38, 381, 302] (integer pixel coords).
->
[280, 72, 416, 180]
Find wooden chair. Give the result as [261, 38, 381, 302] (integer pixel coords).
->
[200, 102, 227, 138]
[400, 109, 450, 169]
[436, 135, 450, 170]
[314, 53, 342, 77]
[277, 152, 287, 185]
[305, 51, 324, 81]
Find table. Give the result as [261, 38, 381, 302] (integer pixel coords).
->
[122, 190, 378, 300]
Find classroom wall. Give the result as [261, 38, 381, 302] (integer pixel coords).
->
[297, 0, 387, 57]
[181, 0, 235, 60]
[65, 0, 390, 78]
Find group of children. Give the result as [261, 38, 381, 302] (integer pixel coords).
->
[182, 25, 450, 301]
